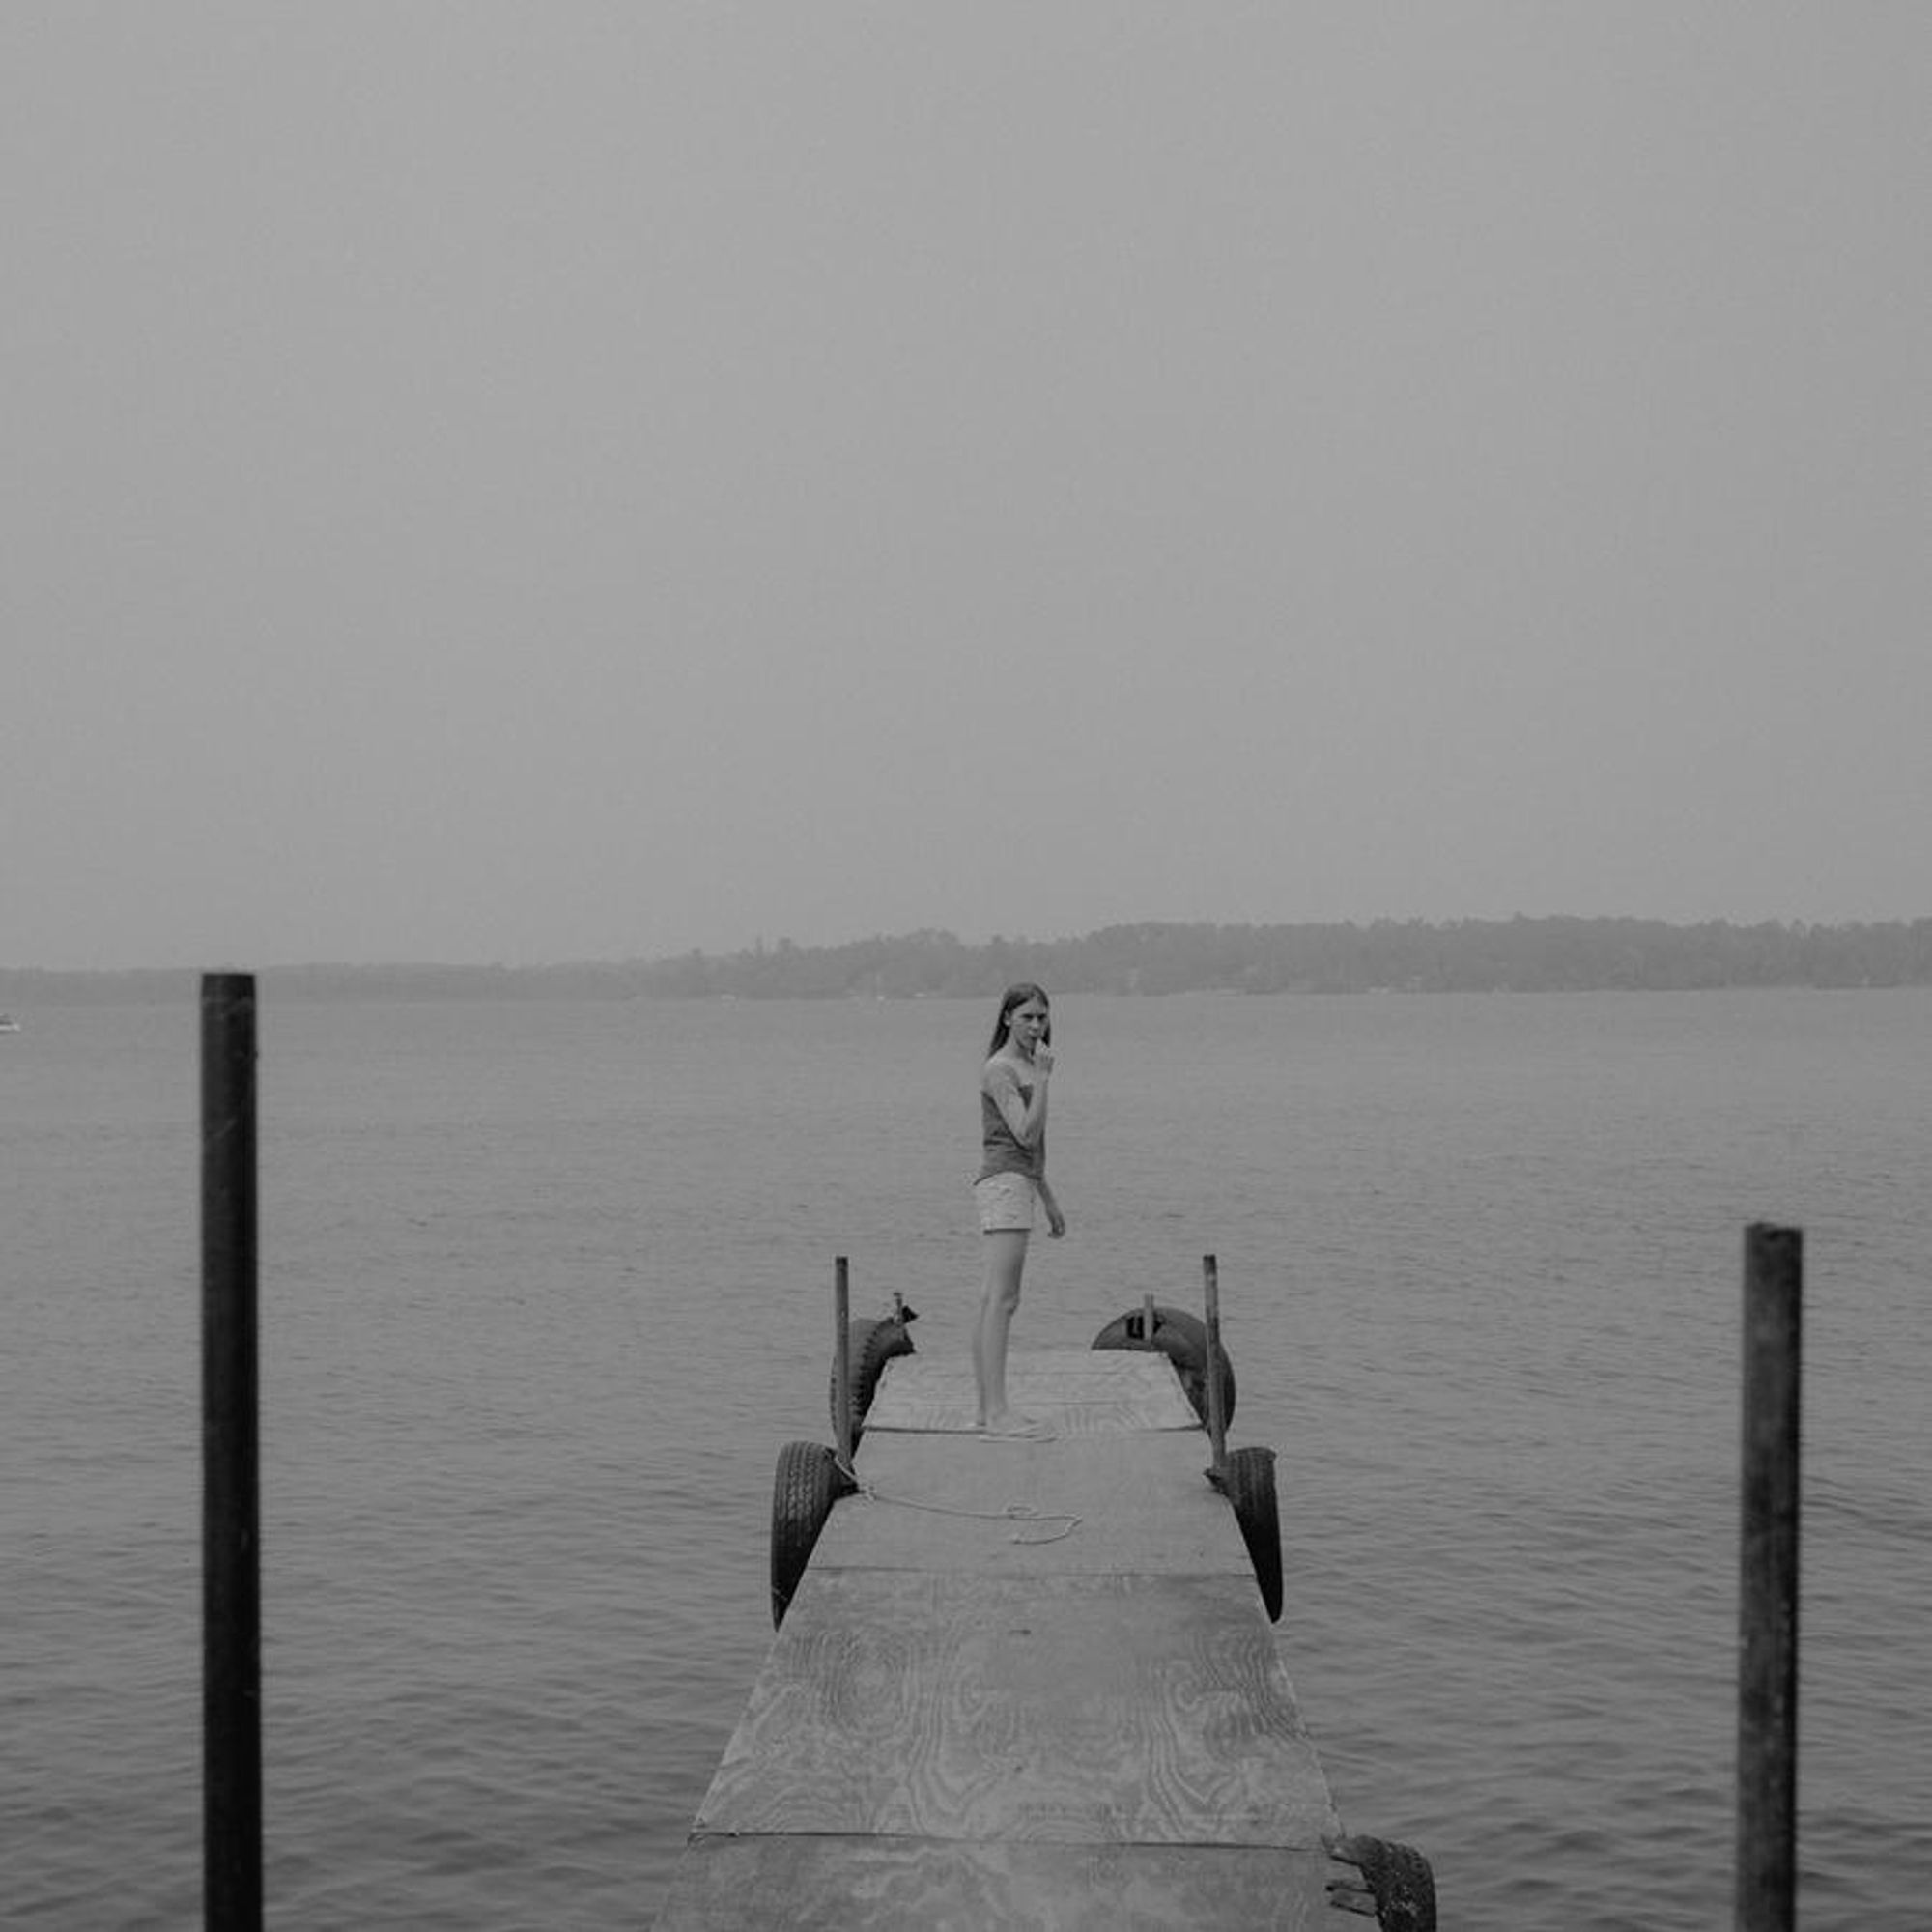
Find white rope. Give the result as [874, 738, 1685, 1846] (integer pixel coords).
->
[833, 1457, 1083, 1545]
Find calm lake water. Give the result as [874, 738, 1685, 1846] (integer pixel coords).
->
[5, 988, 1928, 1927]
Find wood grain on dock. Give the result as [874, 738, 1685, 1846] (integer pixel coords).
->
[656, 1349, 1344, 1929]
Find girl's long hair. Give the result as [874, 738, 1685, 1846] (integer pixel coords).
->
[987, 981, 1052, 1056]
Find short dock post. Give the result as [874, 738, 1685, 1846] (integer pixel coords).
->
[833, 1255, 853, 1466]
[201, 973, 262, 1931]
[1201, 1253, 1228, 1475]
[1737, 1222, 1802, 1932]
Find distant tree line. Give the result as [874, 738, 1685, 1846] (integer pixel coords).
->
[8, 917, 1931, 1005]
[628, 917, 1932, 999]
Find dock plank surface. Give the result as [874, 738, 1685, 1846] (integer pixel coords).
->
[656, 1349, 1343, 1929]
[697, 1569, 1333, 1845]
[813, 1428, 1246, 1577]
[862, 1348, 1200, 1436]
[661, 1835, 1339, 1931]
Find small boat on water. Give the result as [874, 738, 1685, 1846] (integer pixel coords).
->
[0, 1014, 19, 1034]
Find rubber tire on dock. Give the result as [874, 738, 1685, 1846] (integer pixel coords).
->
[1327, 1834, 1437, 1931]
[1091, 1303, 1236, 1428]
[1221, 1444, 1283, 1622]
[828, 1315, 916, 1449]
[770, 1440, 854, 1629]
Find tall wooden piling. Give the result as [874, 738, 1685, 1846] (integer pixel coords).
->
[202, 973, 262, 1931]
[1737, 1222, 1802, 1932]
[1201, 1252, 1228, 1475]
[833, 1256, 852, 1465]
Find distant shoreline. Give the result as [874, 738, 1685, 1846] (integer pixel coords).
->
[6, 915, 1930, 1002]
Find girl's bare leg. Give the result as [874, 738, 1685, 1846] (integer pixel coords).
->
[975, 1230, 1031, 1429]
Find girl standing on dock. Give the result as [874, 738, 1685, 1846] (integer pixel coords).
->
[972, 982, 1065, 1439]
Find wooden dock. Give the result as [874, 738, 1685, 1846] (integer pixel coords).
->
[656, 1342, 1427, 1929]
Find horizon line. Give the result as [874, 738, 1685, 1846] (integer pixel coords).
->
[5, 908, 1931, 979]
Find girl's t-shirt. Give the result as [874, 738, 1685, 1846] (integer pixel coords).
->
[976, 1065, 1042, 1181]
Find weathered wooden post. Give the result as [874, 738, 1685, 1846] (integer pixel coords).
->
[202, 973, 261, 1931]
[833, 1255, 853, 1466]
[1201, 1253, 1228, 1476]
[1141, 1291, 1156, 1340]
[1737, 1222, 1802, 1932]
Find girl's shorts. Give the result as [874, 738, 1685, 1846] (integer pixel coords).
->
[973, 1173, 1036, 1233]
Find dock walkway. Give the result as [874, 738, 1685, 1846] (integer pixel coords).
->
[655, 1347, 1360, 1929]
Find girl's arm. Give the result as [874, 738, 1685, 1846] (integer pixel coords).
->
[985, 1060, 1049, 1147]
[1035, 1174, 1066, 1238]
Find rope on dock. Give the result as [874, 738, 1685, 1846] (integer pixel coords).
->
[832, 1455, 1083, 1545]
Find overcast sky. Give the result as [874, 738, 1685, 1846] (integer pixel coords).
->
[5, 6, 1926, 969]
